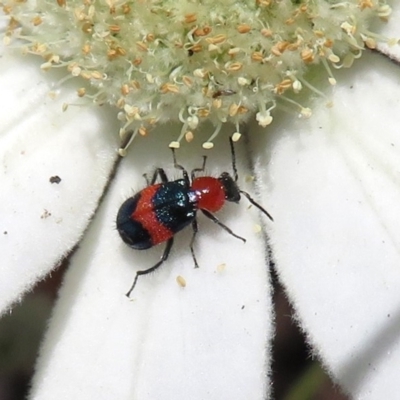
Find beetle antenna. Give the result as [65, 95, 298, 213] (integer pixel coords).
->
[229, 136, 239, 182]
[240, 190, 274, 222]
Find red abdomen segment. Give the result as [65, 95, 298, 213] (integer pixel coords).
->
[191, 177, 226, 212]
[132, 184, 174, 246]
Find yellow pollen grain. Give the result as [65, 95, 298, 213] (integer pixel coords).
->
[82, 43, 91, 54]
[185, 131, 194, 142]
[139, 126, 148, 136]
[228, 47, 240, 56]
[124, 105, 140, 117]
[257, 0, 272, 6]
[271, 45, 282, 56]
[146, 33, 155, 42]
[197, 108, 210, 118]
[277, 41, 290, 52]
[232, 132, 241, 142]
[301, 48, 314, 63]
[182, 76, 193, 87]
[365, 37, 376, 49]
[229, 103, 240, 116]
[32, 43, 47, 54]
[176, 275, 187, 287]
[114, 46, 126, 56]
[136, 41, 148, 51]
[77, 87, 86, 97]
[237, 24, 251, 33]
[32, 16, 42, 26]
[57, 0, 66, 6]
[169, 141, 180, 149]
[237, 106, 248, 114]
[287, 41, 300, 51]
[194, 26, 212, 37]
[107, 49, 118, 60]
[131, 80, 140, 90]
[108, 25, 120, 33]
[212, 98, 222, 109]
[216, 263, 226, 273]
[251, 51, 263, 62]
[261, 28, 273, 37]
[189, 43, 202, 53]
[148, 118, 158, 125]
[122, 4, 130, 14]
[160, 83, 180, 94]
[275, 79, 292, 94]
[226, 62, 242, 71]
[253, 224, 262, 233]
[193, 68, 207, 78]
[80, 69, 91, 79]
[202, 142, 214, 149]
[299, 4, 308, 12]
[121, 84, 130, 95]
[2, 5, 12, 15]
[359, 0, 374, 9]
[74, 9, 86, 21]
[91, 71, 103, 80]
[328, 54, 340, 63]
[184, 13, 197, 23]
[116, 98, 125, 108]
[133, 57, 142, 66]
[206, 34, 227, 45]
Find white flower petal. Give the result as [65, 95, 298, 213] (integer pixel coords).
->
[0, 51, 119, 313]
[376, 2, 400, 59]
[253, 52, 400, 398]
[29, 128, 273, 400]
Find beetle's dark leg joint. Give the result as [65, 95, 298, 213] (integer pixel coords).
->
[201, 209, 246, 243]
[191, 156, 207, 181]
[171, 148, 190, 185]
[148, 168, 169, 185]
[125, 238, 174, 297]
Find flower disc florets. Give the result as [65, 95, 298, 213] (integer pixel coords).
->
[1, 0, 393, 150]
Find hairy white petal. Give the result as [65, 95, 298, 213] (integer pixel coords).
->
[253, 52, 400, 398]
[0, 51, 119, 313]
[29, 128, 273, 400]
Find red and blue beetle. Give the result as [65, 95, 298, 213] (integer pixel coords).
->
[117, 137, 273, 297]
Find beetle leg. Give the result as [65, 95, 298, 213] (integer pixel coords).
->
[239, 190, 274, 222]
[125, 238, 174, 297]
[191, 155, 207, 181]
[229, 136, 239, 182]
[201, 209, 246, 243]
[147, 168, 169, 185]
[190, 219, 200, 268]
[171, 149, 190, 185]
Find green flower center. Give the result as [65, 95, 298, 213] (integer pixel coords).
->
[1, 0, 393, 150]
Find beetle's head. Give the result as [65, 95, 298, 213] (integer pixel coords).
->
[218, 172, 241, 203]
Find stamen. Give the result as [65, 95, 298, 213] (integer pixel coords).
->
[119, 128, 139, 156]
[202, 123, 222, 149]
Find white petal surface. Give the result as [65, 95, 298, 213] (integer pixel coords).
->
[254, 53, 400, 398]
[0, 50, 119, 314]
[30, 129, 273, 400]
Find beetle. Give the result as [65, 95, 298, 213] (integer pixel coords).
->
[117, 137, 273, 297]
